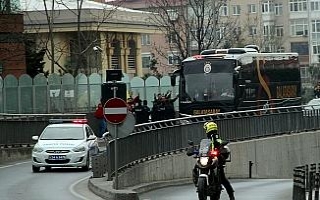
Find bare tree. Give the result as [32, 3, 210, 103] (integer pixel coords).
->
[148, 0, 239, 61]
[36, 0, 121, 75]
[243, 13, 287, 53]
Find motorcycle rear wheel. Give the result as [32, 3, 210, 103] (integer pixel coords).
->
[197, 177, 207, 200]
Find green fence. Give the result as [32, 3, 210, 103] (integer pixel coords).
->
[0, 73, 178, 114]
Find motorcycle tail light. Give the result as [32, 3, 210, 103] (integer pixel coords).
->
[210, 150, 219, 157]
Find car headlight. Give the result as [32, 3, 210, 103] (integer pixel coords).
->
[73, 145, 86, 152]
[199, 157, 209, 166]
[33, 146, 44, 153]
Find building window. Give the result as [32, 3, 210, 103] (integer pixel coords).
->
[312, 20, 320, 32]
[168, 32, 178, 44]
[262, 1, 273, 13]
[141, 53, 151, 68]
[300, 65, 311, 83]
[313, 45, 320, 54]
[276, 47, 285, 53]
[275, 3, 283, 15]
[275, 26, 284, 36]
[141, 34, 151, 45]
[263, 25, 274, 36]
[289, 0, 307, 12]
[220, 4, 228, 16]
[248, 4, 256, 13]
[232, 5, 241, 15]
[216, 27, 225, 39]
[291, 42, 309, 55]
[290, 19, 308, 36]
[249, 26, 257, 35]
[311, 1, 320, 11]
[168, 52, 180, 65]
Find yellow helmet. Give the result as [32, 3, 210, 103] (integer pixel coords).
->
[203, 122, 218, 134]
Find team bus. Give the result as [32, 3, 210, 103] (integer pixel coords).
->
[171, 46, 301, 115]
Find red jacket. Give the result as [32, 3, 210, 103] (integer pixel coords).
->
[94, 103, 104, 119]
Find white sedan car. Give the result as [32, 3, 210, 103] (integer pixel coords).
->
[303, 98, 320, 117]
[31, 119, 99, 172]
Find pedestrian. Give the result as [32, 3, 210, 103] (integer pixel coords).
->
[132, 100, 144, 124]
[314, 81, 320, 98]
[141, 100, 151, 123]
[94, 100, 107, 138]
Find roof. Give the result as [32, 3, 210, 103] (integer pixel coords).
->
[19, 0, 147, 13]
[20, 0, 161, 34]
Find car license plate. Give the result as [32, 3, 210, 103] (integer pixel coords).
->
[48, 155, 66, 160]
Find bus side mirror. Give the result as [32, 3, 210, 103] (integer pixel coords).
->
[171, 75, 176, 86]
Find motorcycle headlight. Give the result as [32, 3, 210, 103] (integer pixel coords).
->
[199, 157, 209, 166]
[73, 145, 86, 152]
[32, 145, 44, 153]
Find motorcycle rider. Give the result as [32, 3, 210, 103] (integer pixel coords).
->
[192, 121, 235, 200]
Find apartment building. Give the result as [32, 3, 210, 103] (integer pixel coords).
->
[0, 0, 26, 78]
[96, 0, 319, 84]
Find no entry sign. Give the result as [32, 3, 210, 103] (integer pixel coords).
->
[103, 98, 128, 124]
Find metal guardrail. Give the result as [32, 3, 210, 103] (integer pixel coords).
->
[293, 164, 320, 200]
[0, 113, 87, 147]
[105, 105, 320, 180]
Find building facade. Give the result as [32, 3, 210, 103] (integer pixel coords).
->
[20, 0, 161, 79]
[0, 0, 26, 78]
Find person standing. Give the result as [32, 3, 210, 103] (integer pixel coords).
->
[141, 100, 151, 123]
[132, 100, 144, 124]
[314, 81, 320, 98]
[94, 101, 107, 138]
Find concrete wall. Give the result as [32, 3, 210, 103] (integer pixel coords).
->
[226, 130, 320, 179]
[0, 147, 32, 164]
[117, 130, 320, 189]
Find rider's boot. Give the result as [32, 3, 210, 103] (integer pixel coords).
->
[228, 192, 235, 200]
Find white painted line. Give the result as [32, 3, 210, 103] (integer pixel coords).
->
[69, 175, 91, 200]
[0, 161, 30, 169]
[104, 107, 127, 114]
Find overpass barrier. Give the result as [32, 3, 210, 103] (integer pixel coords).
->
[105, 105, 320, 182]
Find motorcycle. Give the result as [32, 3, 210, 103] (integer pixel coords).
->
[187, 138, 230, 200]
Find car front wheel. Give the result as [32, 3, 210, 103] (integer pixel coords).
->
[32, 165, 40, 173]
[82, 155, 90, 171]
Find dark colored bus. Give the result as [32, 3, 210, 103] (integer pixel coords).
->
[171, 47, 301, 115]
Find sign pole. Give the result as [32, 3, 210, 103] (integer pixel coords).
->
[112, 80, 119, 190]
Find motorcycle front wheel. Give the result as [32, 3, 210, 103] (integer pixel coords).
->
[197, 177, 207, 200]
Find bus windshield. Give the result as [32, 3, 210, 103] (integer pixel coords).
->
[182, 59, 235, 102]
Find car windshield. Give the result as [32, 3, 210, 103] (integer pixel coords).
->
[40, 126, 84, 140]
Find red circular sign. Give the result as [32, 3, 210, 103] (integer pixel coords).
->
[103, 98, 128, 124]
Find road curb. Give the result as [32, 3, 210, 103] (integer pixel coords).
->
[87, 176, 193, 200]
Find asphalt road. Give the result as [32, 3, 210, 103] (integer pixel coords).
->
[0, 161, 103, 200]
[139, 179, 293, 200]
[1, 161, 293, 200]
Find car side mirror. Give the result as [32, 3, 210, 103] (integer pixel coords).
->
[32, 136, 39, 141]
[87, 135, 96, 141]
